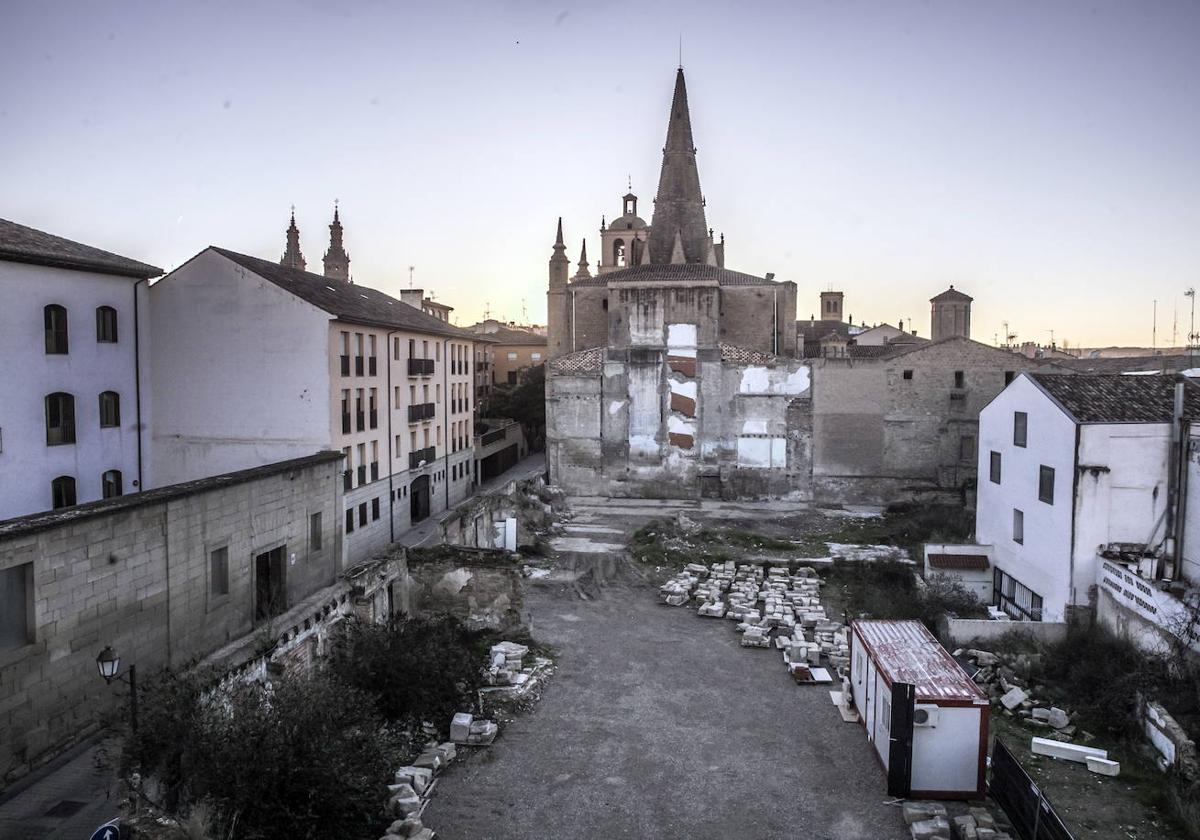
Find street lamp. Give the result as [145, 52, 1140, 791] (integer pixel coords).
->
[95, 645, 138, 734]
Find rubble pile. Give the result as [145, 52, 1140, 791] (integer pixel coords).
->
[658, 561, 850, 682]
[956, 647, 1081, 739]
[382, 741, 461, 840]
[903, 801, 1015, 840]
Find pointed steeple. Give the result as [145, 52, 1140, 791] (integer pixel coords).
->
[704, 233, 718, 267]
[323, 201, 350, 281]
[640, 238, 652, 265]
[574, 239, 592, 280]
[647, 68, 709, 265]
[549, 217, 570, 289]
[555, 216, 565, 248]
[669, 229, 686, 264]
[280, 206, 306, 271]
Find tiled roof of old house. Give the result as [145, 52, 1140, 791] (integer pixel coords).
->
[548, 347, 604, 375]
[1051, 354, 1196, 375]
[1028, 373, 1200, 424]
[931, 285, 973, 303]
[719, 343, 786, 366]
[210, 248, 476, 339]
[0, 218, 162, 278]
[569, 263, 776, 288]
[473, 325, 548, 346]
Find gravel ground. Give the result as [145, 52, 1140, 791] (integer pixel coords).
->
[424, 568, 910, 840]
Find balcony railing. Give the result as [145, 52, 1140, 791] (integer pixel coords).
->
[409, 446, 436, 470]
[479, 427, 506, 447]
[408, 402, 436, 422]
[407, 358, 435, 376]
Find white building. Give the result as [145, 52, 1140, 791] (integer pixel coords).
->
[149, 247, 479, 564]
[0, 219, 161, 520]
[976, 372, 1200, 622]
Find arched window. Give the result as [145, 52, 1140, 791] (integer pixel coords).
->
[96, 306, 118, 343]
[51, 476, 76, 509]
[613, 238, 626, 268]
[99, 391, 121, 428]
[102, 469, 123, 499]
[44, 304, 68, 354]
[45, 392, 76, 445]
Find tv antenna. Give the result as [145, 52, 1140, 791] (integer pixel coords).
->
[408, 266, 415, 289]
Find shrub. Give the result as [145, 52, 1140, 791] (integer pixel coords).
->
[824, 560, 986, 630]
[330, 614, 487, 729]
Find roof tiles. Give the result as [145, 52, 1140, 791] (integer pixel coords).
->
[0, 218, 162, 278]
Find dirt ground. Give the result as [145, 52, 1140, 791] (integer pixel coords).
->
[423, 563, 910, 840]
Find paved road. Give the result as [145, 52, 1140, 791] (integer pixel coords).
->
[424, 566, 909, 840]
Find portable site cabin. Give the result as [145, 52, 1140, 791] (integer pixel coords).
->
[849, 619, 989, 799]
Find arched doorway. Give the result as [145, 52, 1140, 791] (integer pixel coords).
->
[410, 474, 431, 523]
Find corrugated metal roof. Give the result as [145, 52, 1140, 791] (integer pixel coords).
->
[852, 619, 987, 704]
[928, 553, 990, 571]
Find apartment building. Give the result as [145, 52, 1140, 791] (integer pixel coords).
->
[468, 319, 547, 385]
[149, 247, 477, 564]
[0, 219, 161, 520]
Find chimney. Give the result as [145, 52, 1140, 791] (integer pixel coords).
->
[400, 289, 424, 309]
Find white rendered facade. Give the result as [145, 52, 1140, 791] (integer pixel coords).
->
[977, 374, 1180, 621]
[150, 248, 476, 565]
[0, 260, 150, 519]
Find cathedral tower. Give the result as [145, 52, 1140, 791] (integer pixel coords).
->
[323, 203, 350, 281]
[280, 207, 306, 271]
[546, 218, 571, 358]
[647, 69, 709, 265]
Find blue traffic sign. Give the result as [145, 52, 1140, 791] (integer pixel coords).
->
[89, 819, 120, 840]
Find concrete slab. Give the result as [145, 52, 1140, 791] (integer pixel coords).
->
[1030, 737, 1106, 763]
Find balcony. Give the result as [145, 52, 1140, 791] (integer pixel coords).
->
[409, 446, 436, 470]
[479, 427, 507, 447]
[339, 355, 350, 376]
[408, 358, 435, 376]
[408, 402, 436, 422]
[354, 356, 364, 376]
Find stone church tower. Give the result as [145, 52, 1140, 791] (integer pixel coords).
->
[323, 203, 350, 281]
[930, 286, 973, 341]
[647, 69, 710, 265]
[280, 208, 306, 271]
[546, 218, 571, 359]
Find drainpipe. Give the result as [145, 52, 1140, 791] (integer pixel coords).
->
[133, 277, 149, 492]
[385, 329, 400, 544]
[444, 337, 451, 513]
[772, 289, 778, 355]
[571, 289, 576, 352]
[1165, 376, 1186, 576]
[1067, 424, 1081, 615]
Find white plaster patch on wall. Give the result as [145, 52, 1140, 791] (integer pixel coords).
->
[629, 434, 659, 457]
[737, 436, 787, 468]
[667, 323, 697, 349]
[629, 304, 665, 346]
[742, 419, 768, 435]
[668, 415, 697, 436]
[737, 364, 811, 395]
[669, 380, 697, 399]
[608, 400, 627, 416]
[603, 362, 625, 378]
[628, 365, 661, 438]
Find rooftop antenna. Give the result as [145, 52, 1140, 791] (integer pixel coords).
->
[521, 298, 528, 323]
[678, 34, 683, 69]
[1153, 299, 1158, 351]
[483, 301, 491, 319]
[408, 266, 415, 289]
[628, 173, 632, 191]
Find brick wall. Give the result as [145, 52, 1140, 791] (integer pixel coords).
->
[0, 453, 343, 787]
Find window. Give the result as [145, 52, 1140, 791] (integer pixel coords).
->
[959, 435, 976, 463]
[310, 512, 323, 551]
[1013, 411, 1028, 448]
[507, 352, 518, 361]
[531, 352, 542, 362]
[358, 502, 367, 527]
[953, 370, 965, 389]
[44, 304, 68, 354]
[993, 568, 1044, 621]
[95, 306, 118, 342]
[45, 392, 76, 445]
[1012, 509, 1024, 544]
[902, 370, 913, 380]
[507, 371, 518, 385]
[51, 475, 76, 509]
[408, 338, 416, 359]
[371, 498, 380, 521]
[1039, 465, 1055, 505]
[101, 469, 122, 498]
[0, 563, 33, 651]
[210, 547, 229, 596]
[345, 508, 355, 533]
[1004, 371, 1016, 386]
[393, 337, 400, 360]
[990, 451, 1002, 484]
[99, 391, 120, 427]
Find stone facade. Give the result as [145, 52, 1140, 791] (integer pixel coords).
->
[0, 452, 345, 786]
[811, 337, 1045, 502]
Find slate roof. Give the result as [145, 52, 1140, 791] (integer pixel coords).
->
[1052, 354, 1196, 375]
[473, 325, 547, 346]
[211, 248, 476, 339]
[1028, 373, 1200, 423]
[931, 286, 973, 303]
[0, 218, 162, 279]
[569, 263, 776, 288]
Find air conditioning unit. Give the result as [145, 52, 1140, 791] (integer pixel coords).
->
[913, 704, 940, 727]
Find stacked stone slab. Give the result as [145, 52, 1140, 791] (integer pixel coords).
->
[449, 711, 499, 746]
[382, 743, 461, 840]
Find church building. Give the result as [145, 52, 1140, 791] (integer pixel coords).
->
[545, 69, 811, 499]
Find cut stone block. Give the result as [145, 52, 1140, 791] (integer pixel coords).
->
[1047, 707, 1070, 729]
[1030, 736, 1106, 763]
[999, 687, 1028, 710]
[450, 712, 473, 743]
[910, 815, 951, 840]
[1086, 756, 1120, 776]
[903, 801, 948, 825]
[387, 783, 421, 817]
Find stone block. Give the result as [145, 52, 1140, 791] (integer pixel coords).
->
[1086, 756, 1120, 776]
[412, 752, 443, 772]
[1047, 707, 1070, 729]
[436, 741, 457, 762]
[910, 816, 951, 840]
[450, 712, 473, 743]
[1030, 736, 1106, 763]
[903, 801, 948, 825]
[999, 687, 1027, 710]
[387, 783, 421, 817]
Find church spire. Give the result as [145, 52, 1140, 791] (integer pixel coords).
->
[574, 239, 592, 280]
[647, 68, 708, 265]
[323, 201, 350, 282]
[280, 206, 306, 271]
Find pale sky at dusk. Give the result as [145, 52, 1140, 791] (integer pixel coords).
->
[3, 0, 1198, 348]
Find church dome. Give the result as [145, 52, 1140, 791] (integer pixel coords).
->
[608, 214, 647, 231]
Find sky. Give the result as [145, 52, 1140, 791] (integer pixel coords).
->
[2, 0, 1198, 349]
